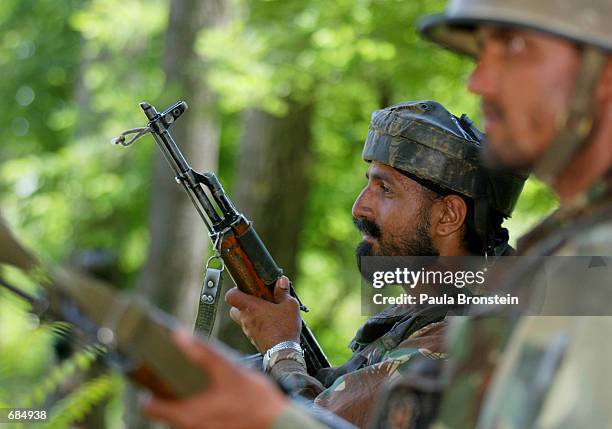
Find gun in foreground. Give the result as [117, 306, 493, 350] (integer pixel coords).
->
[112, 101, 330, 375]
[0, 220, 207, 399]
[0, 222, 357, 429]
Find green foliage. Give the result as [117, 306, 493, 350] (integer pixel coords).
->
[201, 0, 556, 363]
[22, 345, 103, 407]
[0, 0, 82, 156]
[0, 268, 53, 406]
[0, 0, 558, 421]
[1, 2, 165, 425]
[195, 0, 499, 362]
[1, 140, 152, 277]
[45, 373, 122, 429]
[0, 291, 121, 429]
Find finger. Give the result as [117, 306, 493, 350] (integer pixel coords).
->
[273, 276, 290, 304]
[246, 333, 258, 349]
[141, 396, 192, 428]
[229, 308, 255, 345]
[225, 287, 256, 310]
[229, 306, 242, 326]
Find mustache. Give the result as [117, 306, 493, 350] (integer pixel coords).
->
[353, 217, 381, 239]
[481, 99, 504, 121]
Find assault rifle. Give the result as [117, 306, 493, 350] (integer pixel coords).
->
[0, 273, 209, 399]
[0, 220, 207, 399]
[112, 101, 330, 375]
[0, 222, 355, 429]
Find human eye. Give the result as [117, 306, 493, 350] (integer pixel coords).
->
[500, 31, 528, 57]
[379, 182, 392, 195]
[509, 34, 527, 54]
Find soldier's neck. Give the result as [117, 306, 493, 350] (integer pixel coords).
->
[436, 240, 472, 257]
[553, 117, 612, 204]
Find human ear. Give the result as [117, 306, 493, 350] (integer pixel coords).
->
[432, 195, 468, 237]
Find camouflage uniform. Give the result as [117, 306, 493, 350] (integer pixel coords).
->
[377, 1, 612, 428]
[431, 181, 612, 429]
[271, 305, 448, 426]
[268, 101, 525, 428]
[369, 185, 612, 429]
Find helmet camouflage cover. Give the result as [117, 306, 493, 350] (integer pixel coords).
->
[417, 0, 612, 58]
[362, 100, 527, 217]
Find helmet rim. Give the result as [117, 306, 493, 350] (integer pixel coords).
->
[418, 7, 612, 59]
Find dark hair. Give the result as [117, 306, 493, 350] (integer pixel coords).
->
[396, 168, 509, 256]
[461, 197, 509, 255]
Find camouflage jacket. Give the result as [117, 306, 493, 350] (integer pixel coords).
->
[269, 304, 448, 428]
[432, 177, 612, 429]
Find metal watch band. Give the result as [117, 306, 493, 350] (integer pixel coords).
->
[263, 341, 303, 371]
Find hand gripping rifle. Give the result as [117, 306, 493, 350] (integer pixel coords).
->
[0, 223, 356, 429]
[112, 101, 330, 375]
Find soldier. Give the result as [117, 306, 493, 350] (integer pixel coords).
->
[392, 0, 612, 427]
[224, 100, 525, 428]
[143, 100, 525, 429]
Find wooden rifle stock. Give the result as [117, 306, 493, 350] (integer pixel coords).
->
[218, 217, 331, 374]
[218, 218, 276, 300]
[114, 101, 331, 375]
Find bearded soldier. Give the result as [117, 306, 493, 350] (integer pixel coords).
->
[224, 100, 524, 428]
[143, 100, 525, 429]
[369, 1, 612, 428]
[143, 0, 611, 426]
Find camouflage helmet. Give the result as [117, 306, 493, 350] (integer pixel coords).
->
[417, 0, 612, 59]
[362, 100, 527, 218]
[416, 0, 610, 184]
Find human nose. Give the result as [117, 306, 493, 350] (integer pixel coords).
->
[467, 49, 499, 98]
[352, 186, 374, 219]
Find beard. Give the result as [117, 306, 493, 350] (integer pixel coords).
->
[482, 140, 535, 172]
[354, 214, 439, 272]
[480, 100, 544, 172]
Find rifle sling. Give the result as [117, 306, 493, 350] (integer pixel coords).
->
[194, 266, 223, 338]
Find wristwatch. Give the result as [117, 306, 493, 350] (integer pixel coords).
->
[262, 341, 304, 371]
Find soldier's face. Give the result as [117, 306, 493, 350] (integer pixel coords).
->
[352, 162, 438, 260]
[468, 26, 582, 170]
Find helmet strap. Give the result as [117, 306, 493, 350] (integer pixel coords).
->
[474, 170, 491, 257]
[533, 46, 608, 184]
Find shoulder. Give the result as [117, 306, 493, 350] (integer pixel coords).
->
[383, 320, 448, 362]
[520, 205, 612, 257]
[554, 217, 612, 256]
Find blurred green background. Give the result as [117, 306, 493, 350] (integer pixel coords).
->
[0, 0, 557, 427]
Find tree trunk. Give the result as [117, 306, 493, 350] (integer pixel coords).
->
[138, 0, 227, 322]
[213, 101, 314, 351]
[125, 1, 227, 428]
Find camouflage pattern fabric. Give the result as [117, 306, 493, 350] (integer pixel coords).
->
[432, 178, 612, 429]
[362, 101, 526, 218]
[268, 99, 520, 428]
[369, 356, 444, 429]
[269, 304, 449, 428]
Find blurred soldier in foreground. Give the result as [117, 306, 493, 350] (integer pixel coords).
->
[398, 0, 612, 427]
[0, 214, 348, 429]
[144, 100, 525, 428]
